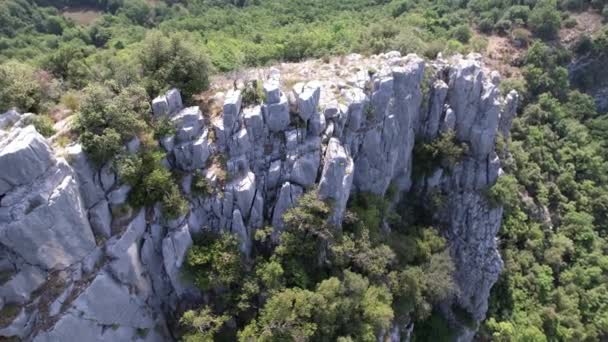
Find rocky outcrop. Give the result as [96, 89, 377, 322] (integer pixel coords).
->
[0, 52, 517, 341]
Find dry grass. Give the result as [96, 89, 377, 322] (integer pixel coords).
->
[559, 11, 604, 47]
[61, 7, 102, 26]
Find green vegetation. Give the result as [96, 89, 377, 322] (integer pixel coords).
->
[412, 130, 468, 179]
[481, 42, 608, 341]
[2, 0, 608, 340]
[181, 189, 456, 340]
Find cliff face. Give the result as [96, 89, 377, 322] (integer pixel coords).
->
[0, 52, 517, 341]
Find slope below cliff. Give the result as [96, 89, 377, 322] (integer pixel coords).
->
[0, 51, 516, 341]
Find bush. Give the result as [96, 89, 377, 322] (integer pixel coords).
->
[529, 1, 561, 39]
[191, 170, 212, 197]
[77, 84, 148, 164]
[0, 61, 43, 112]
[412, 131, 468, 178]
[511, 28, 532, 47]
[563, 17, 577, 28]
[494, 19, 513, 34]
[184, 232, 243, 291]
[29, 114, 56, 137]
[485, 175, 520, 211]
[140, 31, 211, 102]
[451, 25, 472, 44]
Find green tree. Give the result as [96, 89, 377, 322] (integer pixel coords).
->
[0, 61, 43, 112]
[139, 31, 211, 101]
[529, 0, 561, 39]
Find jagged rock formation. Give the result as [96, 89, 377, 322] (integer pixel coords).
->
[0, 51, 517, 341]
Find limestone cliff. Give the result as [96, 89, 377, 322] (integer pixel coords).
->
[0, 52, 517, 341]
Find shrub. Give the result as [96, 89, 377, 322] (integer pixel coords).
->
[484, 175, 520, 211]
[180, 307, 229, 342]
[451, 25, 472, 44]
[563, 17, 577, 28]
[412, 131, 468, 178]
[77, 84, 148, 165]
[29, 114, 56, 137]
[511, 28, 532, 47]
[494, 19, 513, 34]
[139, 31, 211, 102]
[529, 1, 561, 39]
[184, 232, 243, 291]
[191, 170, 212, 197]
[478, 17, 495, 33]
[0, 61, 43, 112]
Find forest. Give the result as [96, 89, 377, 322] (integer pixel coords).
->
[1, 0, 608, 340]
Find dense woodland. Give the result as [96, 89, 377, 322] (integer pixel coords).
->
[1, 0, 608, 340]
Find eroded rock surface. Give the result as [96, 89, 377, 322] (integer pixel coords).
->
[0, 52, 517, 342]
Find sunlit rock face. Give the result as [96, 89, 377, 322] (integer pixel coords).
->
[0, 51, 517, 342]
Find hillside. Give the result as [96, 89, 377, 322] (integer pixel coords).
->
[1, 0, 608, 341]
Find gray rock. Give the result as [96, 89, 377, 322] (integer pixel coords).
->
[0, 126, 54, 195]
[126, 137, 141, 154]
[98, 163, 116, 192]
[107, 184, 132, 206]
[296, 81, 321, 121]
[160, 135, 175, 152]
[152, 95, 170, 118]
[267, 160, 282, 191]
[229, 171, 256, 220]
[289, 150, 320, 187]
[229, 127, 251, 157]
[106, 210, 150, 293]
[172, 106, 203, 143]
[223, 90, 242, 135]
[88, 200, 112, 239]
[264, 80, 282, 104]
[0, 266, 46, 304]
[0, 161, 96, 270]
[166, 88, 183, 115]
[271, 182, 303, 235]
[49, 283, 74, 317]
[173, 130, 210, 171]
[318, 138, 354, 225]
[162, 224, 193, 296]
[307, 111, 326, 137]
[0, 307, 35, 339]
[264, 93, 290, 132]
[424, 80, 449, 139]
[65, 143, 104, 209]
[231, 209, 250, 256]
[243, 106, 264, 141]
[0, 109, 20, 130]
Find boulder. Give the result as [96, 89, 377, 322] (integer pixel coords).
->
[0, 266, 46, 304]
[172, 107, 203, 143]
[166, 88, 183, 115]
[243, 106, 264, 141]
[289, 150, 320, 187]
[88, 200, 112, 239]
[295, 81, 321, 121]
[173, 130, 210, 171]
[0, 161, 96, 270]
[264, 79, 282, 104]
[264, 93, 290, 132]
[65, 144, 104, 209]
[0, 126, 54, 195]
[107, 184, 132, 206]
[0, 109, 20, 130]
